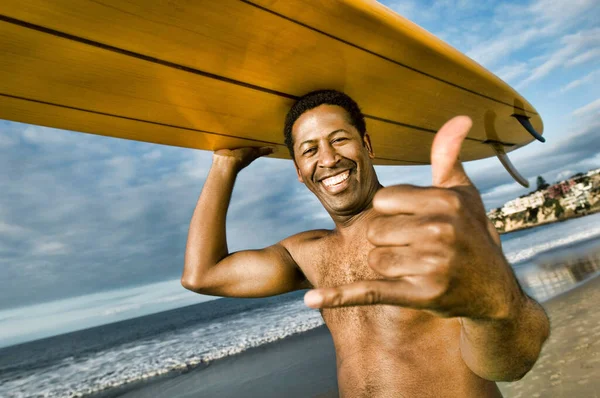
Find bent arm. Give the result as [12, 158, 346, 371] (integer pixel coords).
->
[182, 151, 309, 297]
[459, 292, 550, 382]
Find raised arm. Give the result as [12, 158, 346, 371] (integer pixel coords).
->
[181, 147, 310, 298]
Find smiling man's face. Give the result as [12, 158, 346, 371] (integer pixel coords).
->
[292, 104, 380, 217]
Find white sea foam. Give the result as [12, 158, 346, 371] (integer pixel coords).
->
[502, 213, 600, 265]
[505, 225, 600, 264]
[0, 300, 324, 398]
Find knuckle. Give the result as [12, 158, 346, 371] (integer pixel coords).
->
[420, 258, 439, 275]
[423, 219, 456, 244]
[366, 217, 384, 242]
[329, 291, 344, 307]
[424, 220, 444, 238]
[362, 286, 380, 305]
[366, 223, 377, 243]
[438, 190, 463, 213]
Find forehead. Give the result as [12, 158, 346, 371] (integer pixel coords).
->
[291, 104, 357, 143]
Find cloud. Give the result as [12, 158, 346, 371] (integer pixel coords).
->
[0, 222, 31, 238]
[516, 28, 600, 89]
[495, 62, 529, 83]
[571, 98, 600, 117]
[556, 169, 576, 181]
[529, 0, 596, 23]
[0, 121, 332, 310]
[467, 27, 545, 69]
[143, 149, 162, 161]
[558, 69, 600, 93]
[33, 241, 70, 256]
[565, 47, 600, 67]
[461, 0, 597, 71]
[480, 181, 531, 209]
[474, 119, 600, 208]
[385, 0, 419, 20]
[0, 132, 17, 148]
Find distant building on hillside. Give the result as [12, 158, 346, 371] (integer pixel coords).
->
[486, 208, 504, 229]
[488, 167, 600, 233]
[562, 182, 592, 210]
[547, 180, 575, 199]
[501, 191, 545, 215]
[486, 208, 502, 218]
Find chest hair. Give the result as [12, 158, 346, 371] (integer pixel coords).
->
[312, 236, 387, 328]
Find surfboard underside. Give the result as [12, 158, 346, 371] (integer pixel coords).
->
[0, 0, 543, 165]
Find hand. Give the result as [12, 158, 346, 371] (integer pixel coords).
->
[304, 116, 523, 320]
[214, 146, 275, 173]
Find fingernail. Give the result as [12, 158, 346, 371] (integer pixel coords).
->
[304, 291, 323, 308]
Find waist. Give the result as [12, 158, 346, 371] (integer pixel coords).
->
[334, 349, 502, 398]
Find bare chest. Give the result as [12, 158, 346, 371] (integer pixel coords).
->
[305, 236, 397, 332]
[312, 235, 380, 288]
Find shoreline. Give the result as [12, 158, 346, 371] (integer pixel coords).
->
[541, 271, 600, 306]
[87, 271, 600, 398]
[87, 325, 337, 398]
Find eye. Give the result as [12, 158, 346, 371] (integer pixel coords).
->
[302, 147, 316, 156]
[332, 137, 347, 144]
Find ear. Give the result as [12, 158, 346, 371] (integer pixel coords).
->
[294, 160, 304, 183]
[363, 133, 375, 159]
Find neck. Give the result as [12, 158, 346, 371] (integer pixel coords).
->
[329, 181, 384, 234]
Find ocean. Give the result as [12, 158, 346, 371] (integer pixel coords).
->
[2, 212, 600, 398]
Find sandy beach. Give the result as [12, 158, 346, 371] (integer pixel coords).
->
[497, 274, 600, 398]
[95, 274, 600, 398]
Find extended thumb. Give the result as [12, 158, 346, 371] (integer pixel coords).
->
[431, 116, 472, 187]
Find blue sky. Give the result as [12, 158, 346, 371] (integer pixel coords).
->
[0, 0, 598, 346]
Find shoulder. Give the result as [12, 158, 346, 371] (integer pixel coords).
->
[277, 229, 331, 267]
[277, 230, 332, 287]
[280, 229, 331, 250]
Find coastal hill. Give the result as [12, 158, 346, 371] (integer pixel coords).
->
[487, 168, 600, 234]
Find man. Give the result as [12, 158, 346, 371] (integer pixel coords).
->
[182, 90, 550, 397]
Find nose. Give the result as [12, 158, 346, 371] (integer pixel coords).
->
[318, 142, 340, 168]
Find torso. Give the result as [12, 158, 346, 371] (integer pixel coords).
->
[286, 228, 503, 398]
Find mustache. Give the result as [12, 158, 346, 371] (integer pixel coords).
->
[315, 159, 356, 182]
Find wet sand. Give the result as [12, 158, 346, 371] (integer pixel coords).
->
[497, 273, 600, 398]
[98, 274, 600, 398]
[95, 325, 338, 398]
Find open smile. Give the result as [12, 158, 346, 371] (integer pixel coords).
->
[320, 170, 351, 193]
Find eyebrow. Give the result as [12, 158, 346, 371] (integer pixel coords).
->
[297, 129, 350, 148]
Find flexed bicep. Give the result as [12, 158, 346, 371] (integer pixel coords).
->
[182, 243, 310, 298]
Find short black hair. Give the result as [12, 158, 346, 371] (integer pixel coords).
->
[283, 89, 366, 157]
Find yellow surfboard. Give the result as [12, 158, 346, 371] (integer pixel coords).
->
[0, 0, 543, 180]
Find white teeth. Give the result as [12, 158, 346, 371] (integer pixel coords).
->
[322, 170, 350, 187]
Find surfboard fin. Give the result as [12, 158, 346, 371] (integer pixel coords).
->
[490, 143, 529, 188]
[513, 114, 545, 143]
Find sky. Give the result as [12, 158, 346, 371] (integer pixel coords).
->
[0, 0, 598, 346]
